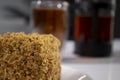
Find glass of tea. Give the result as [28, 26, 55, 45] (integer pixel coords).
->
[30, 0, 69, 47]
[74, 0, 116, 57]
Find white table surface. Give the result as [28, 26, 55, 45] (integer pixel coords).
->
[61, 40, 120, 80]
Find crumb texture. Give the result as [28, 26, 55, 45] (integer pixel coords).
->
[0, 32, 61, 80]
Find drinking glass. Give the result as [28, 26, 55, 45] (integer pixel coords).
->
[31, 0, 69, 47]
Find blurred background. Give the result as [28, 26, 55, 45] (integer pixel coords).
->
[0, 0, 120, 39]
[0, 0, 120, 80]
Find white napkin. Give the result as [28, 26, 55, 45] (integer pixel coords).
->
[61, 65, 92, 80]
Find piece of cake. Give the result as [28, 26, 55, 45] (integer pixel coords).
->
[0, 32, 61, 80]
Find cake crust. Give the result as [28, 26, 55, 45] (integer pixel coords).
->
[0, 32, 61, 80]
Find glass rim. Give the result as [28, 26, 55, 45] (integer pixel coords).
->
[31, 0, 69, 9]
[32, 0, 69, 6]
[33, 0, 66, 3]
